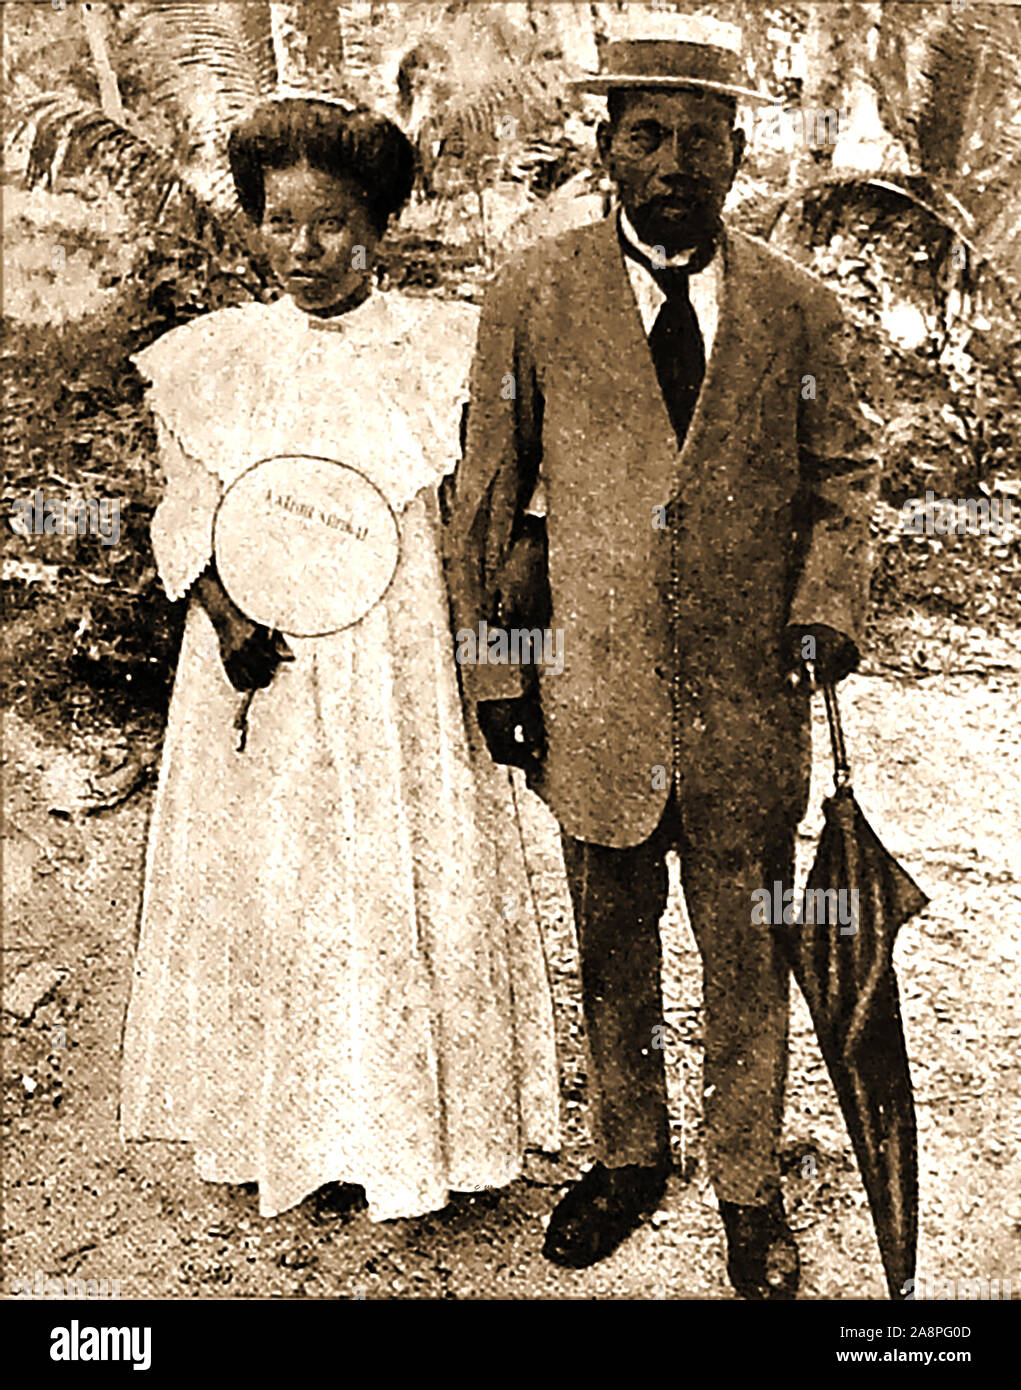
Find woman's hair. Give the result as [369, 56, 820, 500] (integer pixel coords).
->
[228, 99, 416, 233]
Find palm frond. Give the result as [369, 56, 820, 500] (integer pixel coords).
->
[769, 172, 1021, 334]
[392, 5, 573, 180]
[135, 0, 278, 203]
[15, 93, 176, 208]
[871, 2, 922, 157]
[141, 1, 278, 95]
[910, 2, 1021, 273]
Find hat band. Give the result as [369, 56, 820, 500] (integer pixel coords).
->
[600, 39, 743, 88]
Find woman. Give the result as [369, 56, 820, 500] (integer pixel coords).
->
[120, 97, 559, 1222]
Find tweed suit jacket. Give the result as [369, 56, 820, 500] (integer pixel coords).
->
[445, 216, 879, 849]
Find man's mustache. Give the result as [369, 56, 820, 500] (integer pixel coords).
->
[647, 184, 716, 212]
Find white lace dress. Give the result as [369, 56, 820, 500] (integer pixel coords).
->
[120, 292, 559, 1220]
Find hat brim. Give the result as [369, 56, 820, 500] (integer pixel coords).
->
[574, 74, 777, 105]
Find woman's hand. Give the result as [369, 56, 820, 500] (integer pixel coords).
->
[194, 565, 294, 691]
[218, 618, 294, 692]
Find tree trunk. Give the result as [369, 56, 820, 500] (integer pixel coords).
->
[540, 1, 599, 71]
[80, 2, 124, 122]
[269, 3, 296, 89]
[830, 4, 909, 175]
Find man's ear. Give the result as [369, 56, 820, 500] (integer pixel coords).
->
[730, 125, 746, 176]
[596, 120, 613, 169]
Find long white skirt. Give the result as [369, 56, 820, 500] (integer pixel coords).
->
[120, 493, 560, 1220]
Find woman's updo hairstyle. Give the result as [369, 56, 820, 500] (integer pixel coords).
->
[228, 98, 416, 235]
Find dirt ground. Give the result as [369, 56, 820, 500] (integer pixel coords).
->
[2, 667, 1019, 1300]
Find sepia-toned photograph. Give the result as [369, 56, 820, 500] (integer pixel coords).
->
[2, 0, 1018, 1343]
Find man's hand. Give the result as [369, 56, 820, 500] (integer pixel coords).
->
[786, 623, 858, 686]
[476, 696, 546, 776]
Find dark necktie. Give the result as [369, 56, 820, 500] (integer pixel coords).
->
[623, 240, 707, 448]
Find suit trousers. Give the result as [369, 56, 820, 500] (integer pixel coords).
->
[560, 786, 795, 1206]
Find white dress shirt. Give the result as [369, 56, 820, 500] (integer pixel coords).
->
[618, 209, 721, 356]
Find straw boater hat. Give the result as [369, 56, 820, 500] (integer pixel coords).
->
[574, 14, 777, 107]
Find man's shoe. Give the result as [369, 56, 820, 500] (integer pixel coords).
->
[542, 1160, 669, 1269]
[719, 1193, 800, 1300]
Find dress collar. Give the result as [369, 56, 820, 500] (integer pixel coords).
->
[275, 289, 386, 332]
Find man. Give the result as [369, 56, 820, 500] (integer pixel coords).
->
[445, 23, 878, 1299]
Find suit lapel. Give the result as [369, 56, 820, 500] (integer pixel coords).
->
[568, 217, 680, 478]
[669, 228, 782, 499]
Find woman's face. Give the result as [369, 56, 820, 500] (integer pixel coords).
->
[259, 163, 381, 316]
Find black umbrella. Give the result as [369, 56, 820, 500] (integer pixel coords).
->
[782, 681, 929, 1300]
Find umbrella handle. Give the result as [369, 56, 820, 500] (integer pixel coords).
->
[821, 681, 853, 789]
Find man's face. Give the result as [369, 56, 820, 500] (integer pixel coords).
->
[597, 89, 744, 256]
[259, 163, 381, 316]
